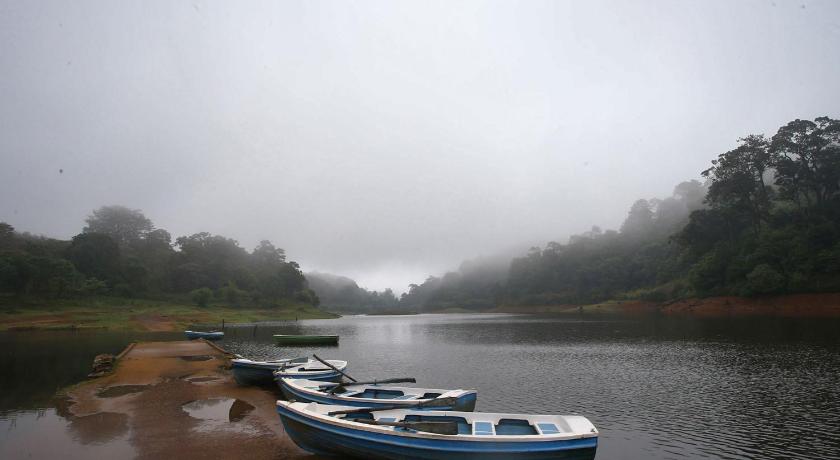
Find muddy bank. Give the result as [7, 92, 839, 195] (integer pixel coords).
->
[659, 293, 840, 317]
[60, 340, 317, 459]
[495, 292, 840, 318]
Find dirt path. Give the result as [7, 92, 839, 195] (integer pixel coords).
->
[63, 340, 319, 459]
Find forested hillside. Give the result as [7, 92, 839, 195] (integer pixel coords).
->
[401, 117, 840, 310]
[305, 272, 398, 313]
[0, 206, 319, 307]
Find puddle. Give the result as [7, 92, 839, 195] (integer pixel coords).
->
[0, 409, 135, 458]
[179, 355, 214, 362]
[181, 398, 257, 433]
[97, 385, 149, 398]
[185, 376, 220, 383]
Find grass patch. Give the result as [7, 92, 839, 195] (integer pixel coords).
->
[0, 296, 339, 332]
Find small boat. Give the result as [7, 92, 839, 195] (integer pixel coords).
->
[276, 401, 598, 460]
[280, 378, 477, 412]
[184, 330, 224, 340]
[231, 357, 310, 386]
[273, 359, 348, 382]
[273, 334, 339, 345]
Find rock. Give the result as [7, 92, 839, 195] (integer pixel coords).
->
[88, 353, 115, 378]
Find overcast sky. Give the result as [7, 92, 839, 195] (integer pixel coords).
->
[1, 0, 838, 292]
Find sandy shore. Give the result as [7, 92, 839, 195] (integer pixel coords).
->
[61, 340, 319, 459]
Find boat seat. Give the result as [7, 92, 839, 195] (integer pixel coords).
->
[352, 389, 405, 399]
[495, 419, 538, 435]
[377, 417, 397, 423]
[342, 413, 374, 421]
[340, 391, 362, 397]
[536, 423, 560, 435]
[391, 395, 419, 400]
[403, 415, 472, 435]
[419, 392, 442, 399]
[472, 421, 495, 436]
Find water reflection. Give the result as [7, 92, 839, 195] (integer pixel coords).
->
[0, 409, 134, 459]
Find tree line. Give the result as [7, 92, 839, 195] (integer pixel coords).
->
[305, 272, 399, 313]
[399, 116, 840, 310]
[0, 206, 318, 307]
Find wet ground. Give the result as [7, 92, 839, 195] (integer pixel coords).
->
[0, 340, 315, 459]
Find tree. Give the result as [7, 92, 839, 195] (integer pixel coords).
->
[191, 287, 213, 307]
[620, 199, 654, 236]
[252, 240, 286, 265]
[770, 117, 840, 208]
[746, 264, 785, 295]
[702, 135, 773, 235]
[0, 222, 14, 250]
[84, 206, 153, 247]
[64, 233, 121, 283]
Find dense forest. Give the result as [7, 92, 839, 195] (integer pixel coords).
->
[399, 117, 840, 311]
[0, 206, 319, 307]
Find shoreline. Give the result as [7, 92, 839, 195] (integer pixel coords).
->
[57, 339, 313, 459]
[491, 293, 840, 318]
[0, 299, 339, 332]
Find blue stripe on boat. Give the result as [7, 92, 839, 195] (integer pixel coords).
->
[276, 403, 598, 460]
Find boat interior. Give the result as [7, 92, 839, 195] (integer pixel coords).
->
[339, 412, 564, 436]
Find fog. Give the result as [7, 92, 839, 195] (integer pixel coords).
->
[1, 0, 839, 292]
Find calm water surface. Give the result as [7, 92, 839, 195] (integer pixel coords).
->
[2, 314, 839, 459]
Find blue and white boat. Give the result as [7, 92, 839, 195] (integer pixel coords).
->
[273, 359, 349, 382]
[280, 378, 477, 412]
[276, 401, 598, 460]
[231, 357, 310, 386]
[184, 330, 224, 340]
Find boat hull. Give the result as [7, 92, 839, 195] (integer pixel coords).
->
[275, 370, 343, 382]
[276, 404, 597, 460]
[232, 363, 278, 386]
[280, 381, 477, 412]
[273, 335, 339, 346]
[184, 331, 224, 341]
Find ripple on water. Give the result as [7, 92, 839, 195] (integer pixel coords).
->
[218, 314, 840, 460]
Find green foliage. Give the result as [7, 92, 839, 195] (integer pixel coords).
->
[191, 287, 213, 307]
[84, 205, 153, 247]
[679, 116, 840, 296]
[64, 233, 121, 283]
[745, 264, 785, 295]
[218, 281, 247, 307]
[1, 211, 319, 309]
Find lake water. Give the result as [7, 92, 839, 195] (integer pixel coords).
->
[2, 313, 840, 459]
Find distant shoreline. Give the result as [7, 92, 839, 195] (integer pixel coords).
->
[491, 293, 840, 318]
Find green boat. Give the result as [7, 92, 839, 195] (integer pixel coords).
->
[273, 334, 339, 346]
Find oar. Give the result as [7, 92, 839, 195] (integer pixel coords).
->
[354, 419, 458, 435]
[328, 396, 458, 416]
[323, 377, 417, 395]
[313, 354, 357, 382]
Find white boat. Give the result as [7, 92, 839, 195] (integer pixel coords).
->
[276, 401, 598, 459]
[273, 359, 349, 382]
[280, 378, 477, 411]
[231, 357, 310, 386]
